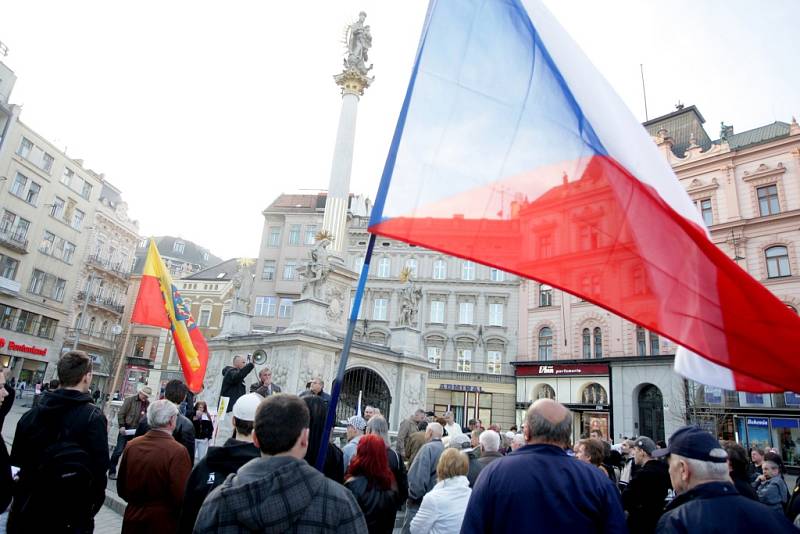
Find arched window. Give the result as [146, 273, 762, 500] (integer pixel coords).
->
[538, 327, 553, 360]
[582, 328, 591, 358]
[88, 317, 96, 335]
[100, 320, 109, 338]
[593, 327, 602, 358]
[766, 246, 791, 278]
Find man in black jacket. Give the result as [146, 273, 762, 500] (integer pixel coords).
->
[135, 379, 195, 463]
[621, 436, 671, 533]
[179, 392, 261, 533]
[220, 354, 254, 412]
[9, 351, 109, 533]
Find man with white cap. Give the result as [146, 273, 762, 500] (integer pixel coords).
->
[179, 392, 262, 534]
[341, 415, 367, 473]
[109, 384, 152, 479]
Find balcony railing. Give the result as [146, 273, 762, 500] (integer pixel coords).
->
[87, 253, 131, 279]
[77, 291, 126, 315]
[0, 229, 28, 254]
[64, 327, 116, 350]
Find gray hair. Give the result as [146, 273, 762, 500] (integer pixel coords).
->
[366, 415, 390, 447]
[480, 429, 500, 452]
[147, 399, 178, 429]
[427, 422, 444, 438]
[526, 404, 572, 446]
[677, 454, 730, 481]
[233, 354, 244, 363]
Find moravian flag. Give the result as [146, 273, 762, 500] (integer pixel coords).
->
[369, 0, 800, 392]
[131, 240, 208, 393]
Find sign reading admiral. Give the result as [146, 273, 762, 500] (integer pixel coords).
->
[515, 363, 608, 377]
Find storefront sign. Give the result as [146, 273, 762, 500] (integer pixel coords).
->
[785, 392, 800, 406]
[746, 417, 768, 427]
[0, 337, 47, 356]
[516, 363, 608, 377]
[439, 384, 482, 393]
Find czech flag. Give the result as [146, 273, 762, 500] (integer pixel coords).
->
[369, 0, 800, 392]
[131, 240, 208, 393]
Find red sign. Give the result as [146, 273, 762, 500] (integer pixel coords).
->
[0, 338, 47, 356]
[515, 363, 608, 377]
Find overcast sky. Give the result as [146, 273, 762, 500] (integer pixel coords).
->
[1, 1, 797, 260]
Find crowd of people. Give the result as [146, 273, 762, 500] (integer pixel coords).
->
[0, 350, 799, 532]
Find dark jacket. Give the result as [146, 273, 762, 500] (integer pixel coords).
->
[0, 441, 11, 514]
[179, 438, 260, 534]
[656, 481, 796, 533]
[461, 444, 626, 533]
[136, 412, 196, 463]
[193, 417, 214, 440]
[786, 476, 800, 522]
[193, 455, 367, 533]
[731, 471, 758, 501]
[118, 430, 192, 534]
[622, 459, 672, 534]
[0, 383, 15, 431]
[476, 450, 503, 469]
[220, 363, 254, 412]
[249, 381, 281, 396]
[387, 447, 408, 506]
[465, 448, 483, 487]
[345, 476, 399, 534]
[9, 388, 109, 532]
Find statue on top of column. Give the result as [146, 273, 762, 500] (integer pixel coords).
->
[344, 11, 373, 75]
[398, 267, 422, 327]
[231, 258, 255, 313]
[301, 232, 333, 299]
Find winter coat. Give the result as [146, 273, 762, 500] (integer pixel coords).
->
[220, 363, 255, 412]
[345, 476, 399, 534]
[409, 475, 471, 534]
[753, 475, 789, 512]
[8, 388, 109, 533]
[404, 431, 428, 467]
[0, 384, 15, 432]
[657, 481, 795, 533]
[387, 447, 408, 506]
[407, 439, 444, 504]
[461, 444, 626, 533]
[396, 417, 418, 460]
[730, 471, 758, 501]
[178, 438, 260, 534]
[476, 450, 503, 469]
[136, 411, 196, 463]
[193, 455, 367, 533]
[118, 430, 192, 534]
[465, 448, 483, 487]
[0, 441, 11, 514]
[193, 416, 214, 440]
[118, 394, 149, 429]
[249, 381, 281, 396]
[622, 459, 672, 534]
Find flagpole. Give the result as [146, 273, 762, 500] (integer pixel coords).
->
[315, 233, 376, 471]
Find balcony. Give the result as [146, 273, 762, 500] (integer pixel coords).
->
[0, 276, 21, 294]
[86, 253, 130, 280]
[0, 230, 28, 254]
[64, 327, 116, 351]
[77, 291, 126, 315]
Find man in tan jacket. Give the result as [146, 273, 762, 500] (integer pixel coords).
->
[109, 385, 151, 479]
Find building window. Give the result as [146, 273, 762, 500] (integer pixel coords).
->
[173, 241, 185, 254]
[0, 255, 19, 280]
[697, 198, 713, 226]
[288, 225, 301, 245]
[458, 301, 474, 324]
[268, 227, 281, 247]
[10, 173, 27, 197]
[41, 153, 54, 173]
[636, 326, 646, 356]
[373, 298, 388, 321]
[489, 303, 503, 326]
[377, 257, 391, 278]
[457, 348, 472, 372]
[254, 296, 276, 316]
[757, 185, 780, 216]
[461, 261, 475, 280]
[650, 332, 660, 355]
[582, 328, 591, 358]
[593, 327, 603, 358]
[25, 181, 41, 206]
[52, 278, 66, 302]
[81, 181, 92, 200]
[489, 268, 505, 282]
[427, 346, 442, 369]
[539, 284, 553, 307]
[487, 350, 502, 374]
[304, 225, 317, 245]
[405, 258, 418, 277]
[282, 261, 296, 280]
[61, 168, 73, 186]
[39, 231, 55, 255]
[354, 255, 365, 275]
[0, 304, 15, 329]
[37, 316, 56, 339]
[430, 300, 445, 324]
[261, 261, 276, 280]
[28, 269, 46, 295]
[71, 209, 84, 230]
[580, 225, 600, 250]
[432, 259, 446, 280]
[538, 327, 553, 360]
[16, 310, 36, 334]
[17, 137, 33, 158]
[539, 234, 553, 258]
[62, 241, 75, 263]
[766, 246, 791, 278]
[50, 197, 65, 219]
[198, 309, 211, 327]
[278, 298, 293, 318]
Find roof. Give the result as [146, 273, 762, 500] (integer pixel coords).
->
[184, 258, 255, 281]
[723, 121, 791, 150]
[132, 236, 223, 274]
[266, 193, 327, 212]
[643, 105, 712, 157]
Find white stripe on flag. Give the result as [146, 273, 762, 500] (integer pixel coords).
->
[674, 346, 735, 390]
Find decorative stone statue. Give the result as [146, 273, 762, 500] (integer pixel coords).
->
[231, 258, 254, 313]
[398, 278, 422, 327]
[344, 11, 372, 75]
[301, 236, 332, 299]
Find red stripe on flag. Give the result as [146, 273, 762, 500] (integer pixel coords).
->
[175, 327, 209, 393]
[130, 274, 170, 329]
[370, 155, 800, 392]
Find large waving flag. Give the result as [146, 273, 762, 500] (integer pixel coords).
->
[369, 0, 800, 392]
[131, 240, 208, 392]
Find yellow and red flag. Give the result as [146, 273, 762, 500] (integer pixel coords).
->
[131, 239, 208, 392]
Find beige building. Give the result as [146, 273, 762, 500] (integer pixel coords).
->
[517, 105, 800, 452]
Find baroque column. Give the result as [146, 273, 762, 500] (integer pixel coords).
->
[321, 11, 374, 257]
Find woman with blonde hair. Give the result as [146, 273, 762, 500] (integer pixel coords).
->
[410, 447, 472, 533]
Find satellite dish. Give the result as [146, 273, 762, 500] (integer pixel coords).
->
[111, 324, 123, 336]
[252, 349, 268, 365]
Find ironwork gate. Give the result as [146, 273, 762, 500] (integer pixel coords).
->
[337, 367, 392, 424]
[638, 384, 665, 443]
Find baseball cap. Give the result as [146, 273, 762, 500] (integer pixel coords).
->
[652, 425, 728, 463]
[340, 415, 367, 431]
[448, 434, 471, 450]
[232, 393, 263, 422]
[634, 436, 657, 455]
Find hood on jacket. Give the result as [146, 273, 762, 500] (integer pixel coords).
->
[222, 365, 234, 376]
[205, 439, 260, 473]
[36, 388, 93, 416]
[216, 455, 326, 532]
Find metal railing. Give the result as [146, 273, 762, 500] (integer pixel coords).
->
[87, 253, 131, 279]
[77, 291, 126, 315]
[0, 229, 28, 254]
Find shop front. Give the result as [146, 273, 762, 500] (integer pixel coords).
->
[735, 411, 800, 468]
[0, 335, 54, 386]
[514, 362, 611, 443]
[426, 370, 516, 430]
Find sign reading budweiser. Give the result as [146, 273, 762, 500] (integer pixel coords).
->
[515, 363, 608, 377]
[0, 338, 47, 356]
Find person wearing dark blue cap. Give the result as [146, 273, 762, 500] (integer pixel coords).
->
[653, 425, 795, 533]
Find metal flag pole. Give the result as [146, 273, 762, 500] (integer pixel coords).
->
[315, 233, 376, 471]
